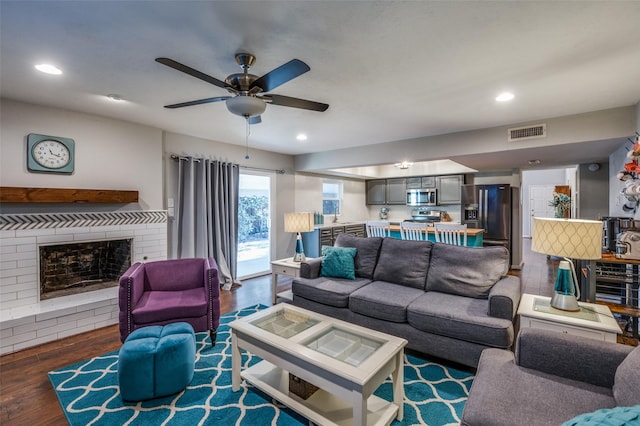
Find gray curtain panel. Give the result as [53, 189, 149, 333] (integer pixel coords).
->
[171, 157, 240, 289]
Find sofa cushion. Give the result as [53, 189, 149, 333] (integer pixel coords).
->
[132, 288, 208, 324]
[291, 277, 371, 308]
[562, 406, 640, 426]
[407, 291, 513, 348]
[320, 246, 357, 280]
[372, 238, 433, 290]
[349, 281, 424, 323]
[335, 233, 382, 279]
[613, 345, 640, 407]
[425, 244, 509, 299]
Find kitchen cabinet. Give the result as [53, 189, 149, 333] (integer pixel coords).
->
[436, 175, 463, 205]
[302, 224, 365, 258]
[366, 180, 386, 205]
[345, 224, 366, 238]
[406, 177, 421, 189]
[366, 178, 406, 205]
[386, 178, 406, 204]
[406, 176, 436, 189]
[421, 176, 436, 188]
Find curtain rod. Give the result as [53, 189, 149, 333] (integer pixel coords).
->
[169, 154, 285, 174]
[241, 165, 285, 175]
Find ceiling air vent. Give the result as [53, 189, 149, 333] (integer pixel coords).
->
[508, 124, 546, 142]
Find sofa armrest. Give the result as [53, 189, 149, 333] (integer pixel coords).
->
[118, 262, 146, 341]
[488, 275, 521, 320]
[516, 328, 633, 388]
[119, 262, 146, 311]
[300, 257, 322, 279]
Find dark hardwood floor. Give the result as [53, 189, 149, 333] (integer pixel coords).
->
[0, 240, 560, 425]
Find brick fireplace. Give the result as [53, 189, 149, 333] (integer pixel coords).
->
[0, 210, 167, 354]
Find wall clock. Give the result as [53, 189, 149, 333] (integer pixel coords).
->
[27, 133, 75, 174]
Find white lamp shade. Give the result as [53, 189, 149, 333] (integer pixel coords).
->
[226, 96, 266, 118]
[284, 212, 315, 233]
[531, 217, 603, 260]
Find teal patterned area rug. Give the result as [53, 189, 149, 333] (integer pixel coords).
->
[49, 305, 474, 426]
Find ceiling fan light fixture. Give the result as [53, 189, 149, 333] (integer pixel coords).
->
[226, 95, 266, 118]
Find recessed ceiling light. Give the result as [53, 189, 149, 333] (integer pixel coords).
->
[107, 94, 123, 102]
[296, 133, 307, 141]
[496, 92, 514, 102]
[35, 64, 62, 75]
[394, 161, 413, 169]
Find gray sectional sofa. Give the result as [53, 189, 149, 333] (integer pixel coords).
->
[291, 233, 521, 368]
[461, 328, 640, 425]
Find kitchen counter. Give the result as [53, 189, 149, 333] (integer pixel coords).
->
[389, 224, 484, 236]
[388, 225, 484, 247]
[302, 222, 484, 254]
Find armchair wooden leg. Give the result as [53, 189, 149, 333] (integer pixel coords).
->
[209, 330, 217, 345]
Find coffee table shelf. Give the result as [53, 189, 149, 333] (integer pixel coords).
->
[242, 361, 398, 426]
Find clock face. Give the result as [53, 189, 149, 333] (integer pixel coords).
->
[32, 139, 71, 169]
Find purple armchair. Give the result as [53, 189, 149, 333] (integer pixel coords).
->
[118, 257, 220, 344]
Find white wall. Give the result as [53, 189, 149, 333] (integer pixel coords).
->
[163, 131, 297, 260]
[294, 173, 368, 222]
[521, 168, 571, 236]
[0, 99, 163, 210]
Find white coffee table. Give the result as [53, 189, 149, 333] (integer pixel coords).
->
[230, 304, 407, 426]
[518, 293, 621, 342]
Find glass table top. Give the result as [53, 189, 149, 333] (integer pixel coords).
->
[533, 297, 600, 322]
[251, 308, 320, 339]
[304, 327, 384, 367]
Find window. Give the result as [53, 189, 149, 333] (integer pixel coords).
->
[237, 172, 272, 278]
[322, 180, 342, 215]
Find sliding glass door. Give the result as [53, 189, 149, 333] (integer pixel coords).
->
[237, 171, 272, 278]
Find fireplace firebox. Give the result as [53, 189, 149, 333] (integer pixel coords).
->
[39, 239, 132, 300]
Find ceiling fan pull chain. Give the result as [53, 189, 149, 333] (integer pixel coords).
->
[245, 118, 250, 160]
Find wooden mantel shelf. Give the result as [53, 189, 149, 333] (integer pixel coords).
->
[0, 187, 139, 204]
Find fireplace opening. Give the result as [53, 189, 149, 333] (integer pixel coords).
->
[39, 239, 132, 300]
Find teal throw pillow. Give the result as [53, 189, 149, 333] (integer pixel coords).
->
[561, 406, 640, 426]
[320, 246, 357, 280]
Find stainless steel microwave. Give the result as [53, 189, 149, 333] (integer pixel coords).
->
[406, 189, 437, 206]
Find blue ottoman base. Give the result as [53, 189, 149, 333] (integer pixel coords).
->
[118, 322, 196, 401]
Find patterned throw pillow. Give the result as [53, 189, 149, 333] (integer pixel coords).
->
[561, 406, 640, 426]
[320, 246, 357, 280]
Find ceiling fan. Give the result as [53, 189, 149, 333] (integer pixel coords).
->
[156, 53, 329, 124]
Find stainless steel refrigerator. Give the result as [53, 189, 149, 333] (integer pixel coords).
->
[461, 184, 512, 255]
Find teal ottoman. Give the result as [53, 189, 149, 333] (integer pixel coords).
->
[118, 322, 196, 401]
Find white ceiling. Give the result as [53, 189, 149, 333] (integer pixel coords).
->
[1, 1, 640, 173]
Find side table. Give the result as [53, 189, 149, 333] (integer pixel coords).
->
[270, 258, 301, 304]
[518, 293, 621, 343]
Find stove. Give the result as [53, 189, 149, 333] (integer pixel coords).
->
[409, 209, 443, 223]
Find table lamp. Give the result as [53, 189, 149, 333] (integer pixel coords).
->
[284, 212, 315, 262]
[531, 217, 603, 311]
